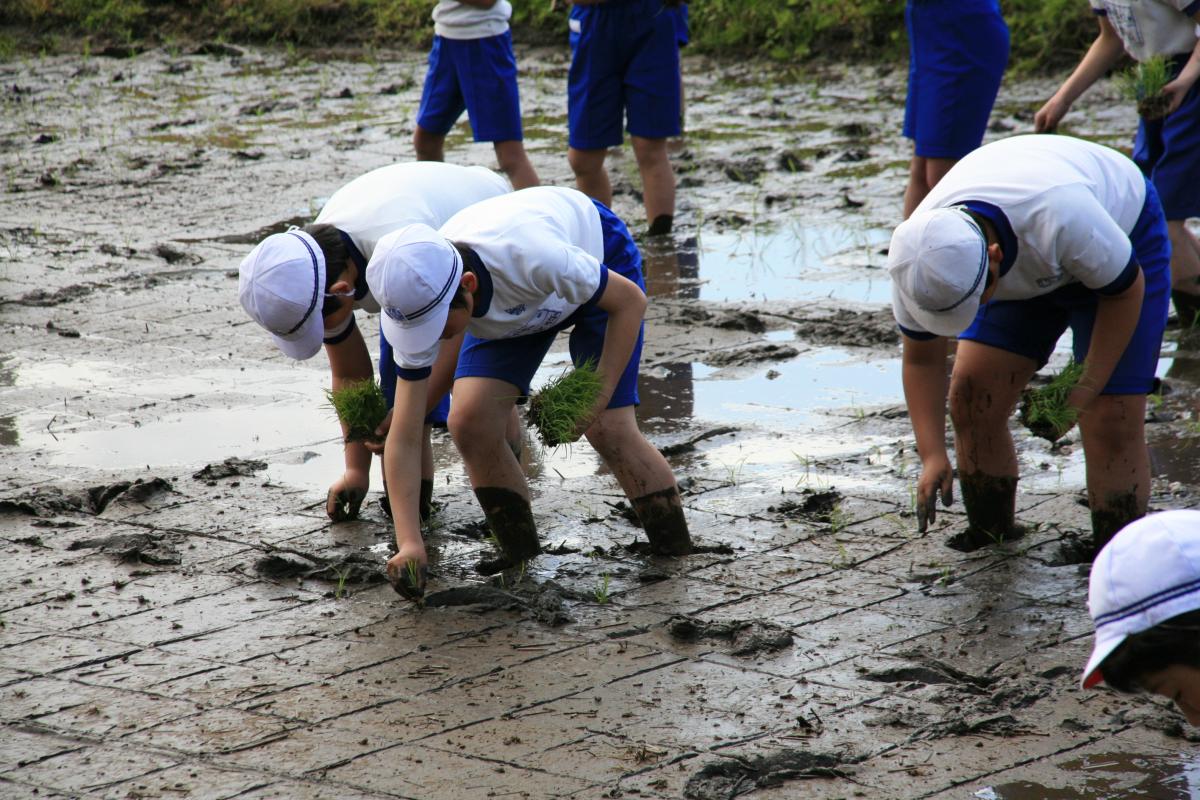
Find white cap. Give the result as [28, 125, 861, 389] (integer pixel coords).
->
[888, 207, 989, 338]
[238, 230, 326, 360]
[366, 223, 462, 361]
[1082, 510, 1200, 689]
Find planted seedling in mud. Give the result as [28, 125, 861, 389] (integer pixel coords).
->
[527, 360, 602, 447]
[326, 379, 388, 444]
[334, 567, 350, 599]
[1020, 360, 1085, 443]
[594, 573, 612, 604]
[1117, 55, 1173, 120]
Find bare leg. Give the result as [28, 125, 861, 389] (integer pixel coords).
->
[902, 154, 957, 219]
[414, 125, 446, 162]
[493, 140, 540, 190]
[631, 135, 674, 234]
[947, 341, 1038, 548]
[585, 405, 691, 554]
[568, 146, 613, 208]
[1169, 221, 1200, 327]
[448, 377, 539, 569]
[1078, 394, 1149, 552]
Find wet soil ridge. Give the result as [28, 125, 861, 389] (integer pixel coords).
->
[67, 531, 182, 566]
[424, 576, 577, 626]
[768, 488, 842, 524]
[192, 457, 267, 481]
[861, 657, 995, 690]
[254, 548, 386, 586]
[683, 749, 852, 799]
[660, 304, 899, 349]
[1, 477, 174, 517]
[658, 426, 739, 457]
[705, 343, 800, 368]
[667, 615, 794, 657]
[2, 267, 201, 308]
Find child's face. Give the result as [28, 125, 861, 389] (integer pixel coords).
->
[1143, 665, 1200, 725]
[441, 306, 471, 340]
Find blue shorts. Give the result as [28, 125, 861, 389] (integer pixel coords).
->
[671, 5, 689, 47]
[416, 32, 524, 143]
[380, 324, 450, 427]
[959, 181, 1171, 395]
[1134, 53, 1200, 221]
[568, 0, 681, 150]
[903, 0, 1009, 160]
[455, 201, 646, 408]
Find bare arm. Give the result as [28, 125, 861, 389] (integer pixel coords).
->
[902, 334, 953, 531]
[324, 325, 375, 520]
[585, 271, 647, 427]
[1035, 16, 1126, 132]
[1071, 268, 1146, 411]
[384, 377, 430, 575]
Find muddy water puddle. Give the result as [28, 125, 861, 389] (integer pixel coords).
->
[976, 751, 1200, 799]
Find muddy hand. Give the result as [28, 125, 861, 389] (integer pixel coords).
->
[387, 551, 428, 602]
[916, 458, 953, 533]
[326, 478, 367, 522]
[364, 409, 393, 456]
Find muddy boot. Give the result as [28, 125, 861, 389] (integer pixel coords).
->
[1173, 287, 1200, 332]
[473, 487, 541, 575]
[647, 214, 674, 237]
[1090, 491, 1144, 558]
[947, 472, 1026, 552]
[631, 486, 693, 556]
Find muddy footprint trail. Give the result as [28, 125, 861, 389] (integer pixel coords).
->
[3, 45, 1200, 798]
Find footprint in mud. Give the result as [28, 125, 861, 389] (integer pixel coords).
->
[667, 614, 793, 657]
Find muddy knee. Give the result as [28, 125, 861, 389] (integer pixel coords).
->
[631, 486, 692, 556]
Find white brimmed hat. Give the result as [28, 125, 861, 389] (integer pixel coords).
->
[888, 207, 989, 338]
[1082, 510, 1200, 689]
[366, 224, 462, 362]
[238, 230, 326, 360]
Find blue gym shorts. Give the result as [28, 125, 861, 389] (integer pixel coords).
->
[567, 0, 681, 150]
[380, 324, 451, 427]
[903, 0, 1009, 160]
[416, 31, 524, 143]
[672, 4, 689, 47]
[959, 180, 1171, 395]
[1134, 53, 1200, 221]
[454, 200, 646, 408]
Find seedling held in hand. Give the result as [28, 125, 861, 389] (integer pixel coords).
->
[528, 360, 603, 447]
[326, 379, 389, 444]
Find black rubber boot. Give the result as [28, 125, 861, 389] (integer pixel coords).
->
[1090, 491, 1143, 557]
[631, 486, 693, 556]
[419, 479, 434, 523]
[1172, 288, 1200, 331]
[647, 214, 674, 237]
[473, 487, 541, 575]
[947, 472, 1025, 552]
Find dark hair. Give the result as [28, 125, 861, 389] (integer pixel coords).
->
[303, 223, 348, 317]
[449, 243, 474, 310]
[449, 286, 469, 310]
[1100, 609, 1200, 692]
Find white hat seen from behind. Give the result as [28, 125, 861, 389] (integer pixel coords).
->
[238, 230, 326, 360]
[888, 207, 990, 338]
[366, 223, 462, 365]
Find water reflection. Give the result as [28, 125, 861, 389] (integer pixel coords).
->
[640, 234, 698, 433]
[976, 750, 1200, 799]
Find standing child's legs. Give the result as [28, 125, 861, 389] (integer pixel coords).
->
[903, 155, 956, 219]
[413, 125, 446, 162]
[568, 147, 613, 208]
[947, 341, 1038, 547]
[1168, 220, 1200, 326]
[631, 135, 674, 234]
[493, 140, 539, 190]
[585, 405, 691, 555]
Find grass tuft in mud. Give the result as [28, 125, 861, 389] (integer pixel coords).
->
[1020, 360, 1084, 443]
[527, 361, 602, 447]
[1117, 55, 1173, 119]
[326, 379, 388, 444]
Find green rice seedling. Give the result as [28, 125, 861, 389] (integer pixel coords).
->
[326, 379, 389, 444]
[1116, 56, 1172, 120]
[1020, 360, 1085, 442]
[527, 360, 602, 447]
[593, 573, 611, 604]
[334, 567, 350, 599]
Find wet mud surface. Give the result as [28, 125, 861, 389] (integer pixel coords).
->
[4, 45, 1200, 799]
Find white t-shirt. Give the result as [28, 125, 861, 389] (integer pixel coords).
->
[315, 162, 510, 336]
[393, 187, 606, 370]
[432, 0, 512, 40]
[896, 135, 1147, 336]
[1090, 0, 1200, 61]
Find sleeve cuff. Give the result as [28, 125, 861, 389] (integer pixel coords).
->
[583, 266, 610, 308]
[898, 323, 938, 341]
[1183, 0, 1200, 16]
[396, 366, 432, 382]
[1096, 256, 1140, 296]
[322, 315, 357, 346]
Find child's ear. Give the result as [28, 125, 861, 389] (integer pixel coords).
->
[461, 271, 479, 293]
[329, 279, 354, 295]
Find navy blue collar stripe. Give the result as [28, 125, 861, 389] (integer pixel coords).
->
[1094, 576, 1200, 627]
[285, 231, 320, 335]
[933, 213, 987, 313]
[403, 250, 460, 322]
